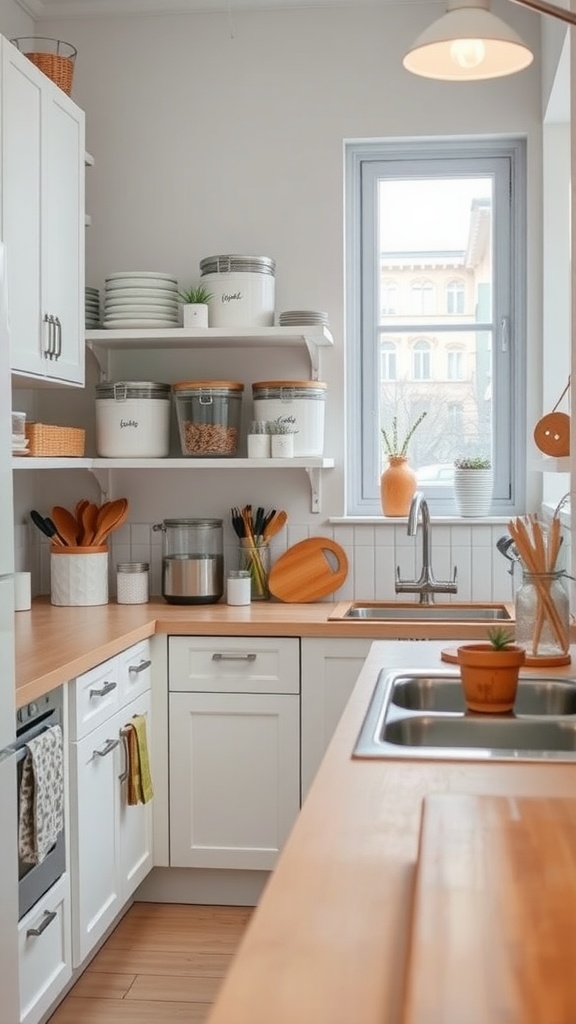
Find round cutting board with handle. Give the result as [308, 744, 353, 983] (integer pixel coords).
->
[268, 537, 348, 603]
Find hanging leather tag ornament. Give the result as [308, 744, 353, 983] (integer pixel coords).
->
[533, 379, 570, 457]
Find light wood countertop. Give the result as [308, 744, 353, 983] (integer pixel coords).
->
[204, 640, 576, 1024]
[15, 597, 514, 704]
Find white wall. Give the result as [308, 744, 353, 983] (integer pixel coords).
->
[7, 3, 553, 601]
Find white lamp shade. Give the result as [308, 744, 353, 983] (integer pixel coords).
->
[403, 1, 534, 81]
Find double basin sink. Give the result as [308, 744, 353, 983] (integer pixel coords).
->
[353, 669, 576, 762]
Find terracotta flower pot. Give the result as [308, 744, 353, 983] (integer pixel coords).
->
[456, 643, 526, 713]
[380, 456, 417, 517]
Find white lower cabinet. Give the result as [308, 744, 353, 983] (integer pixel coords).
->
[301, 638, 373, 798]
[168, 636, 300, 871]
[69, 641, 153, 967]
[18, 872, 72, 1024]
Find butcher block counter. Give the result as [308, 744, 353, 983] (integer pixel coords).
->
[15, 597, 514, 703]
[202, 640, 576, 1024]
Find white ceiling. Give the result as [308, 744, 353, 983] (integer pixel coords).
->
[17, 0, 437, 21]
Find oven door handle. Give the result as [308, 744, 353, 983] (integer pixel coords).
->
[26, 909, 57, 938]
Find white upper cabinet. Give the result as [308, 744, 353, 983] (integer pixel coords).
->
[1, 37, 85, 385]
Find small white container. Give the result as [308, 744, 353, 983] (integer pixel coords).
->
[117, 562, 149, 604]
[252, 380, 327, 457]
[200, 254, 275, 328]
[95, 381, 172, 458]
[14, 571, 31, 611]
[50, 547, 109, 606]
[271, 434, 294, 458]
[226, 570, 252, 606]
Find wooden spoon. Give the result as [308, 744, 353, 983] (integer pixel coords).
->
[80, 502, 99, 545]
[91, 498, 129, 547]
[51, 505, 80, 546]
[263, 509, 288, 541]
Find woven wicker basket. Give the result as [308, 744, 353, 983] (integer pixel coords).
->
[25, 423, 85, 458]
[11, 38, 77, 96]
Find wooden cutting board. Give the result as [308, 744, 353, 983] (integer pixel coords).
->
[268, 538, 348, 603]
[403, 793, 576, 1024]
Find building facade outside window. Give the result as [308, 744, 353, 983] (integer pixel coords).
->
[345, 137, 526, 515]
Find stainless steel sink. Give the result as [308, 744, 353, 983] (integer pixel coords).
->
[330, 602, 511, 622]
[353, 669, 576, 762]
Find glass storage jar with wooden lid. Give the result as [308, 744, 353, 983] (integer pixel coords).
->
[172, 380, 244, 457]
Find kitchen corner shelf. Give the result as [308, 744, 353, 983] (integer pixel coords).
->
[85, 325, 334, 379]
[12, 456, 335, 513]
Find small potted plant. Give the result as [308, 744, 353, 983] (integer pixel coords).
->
[456, 626, 526, 713]
[178, 283, 213, 328]
[268, 415, 298, 458]
[453, 455, 493, 517]
[380, 411, 427, 517]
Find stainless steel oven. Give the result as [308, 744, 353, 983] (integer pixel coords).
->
[16, 687, 65, 920]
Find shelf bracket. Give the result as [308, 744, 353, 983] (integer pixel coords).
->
[306, 467, 322, 513]
[86, 341, 110, 381]
[87, 467, 112, 499]
[303, 335, 320, 380]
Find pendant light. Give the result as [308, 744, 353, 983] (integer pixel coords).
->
[403, 0, 576, 82]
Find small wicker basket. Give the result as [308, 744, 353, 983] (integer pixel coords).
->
[11, 38, 77, 96]
[25, 423, 85, 458]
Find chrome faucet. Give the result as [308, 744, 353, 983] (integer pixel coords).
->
[395, 491, 458, 604]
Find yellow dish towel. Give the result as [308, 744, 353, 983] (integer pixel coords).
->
[125, 713, 154, 806]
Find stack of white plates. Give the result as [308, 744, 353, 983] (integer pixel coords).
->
[12, 435, 29, 456]
[103, 272, 180, 329]
[85, 287, 101, 329]
[278, 310, 330, 328]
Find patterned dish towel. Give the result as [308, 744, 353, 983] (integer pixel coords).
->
[124, 713, 154, 806]
[19, 724, 64, 865]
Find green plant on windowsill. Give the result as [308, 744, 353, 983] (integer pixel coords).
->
[381, 411, 427, 459]
[454, 456, 491, 470]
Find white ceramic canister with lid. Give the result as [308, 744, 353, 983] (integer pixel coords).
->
[252, 380, 327, 457]
[199, 254, 276, 328]
[95, 381, 172, 458]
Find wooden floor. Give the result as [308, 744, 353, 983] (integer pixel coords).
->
[47, 903, 253, 1023]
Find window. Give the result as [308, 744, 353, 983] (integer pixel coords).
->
[446, 278, 465, 314]
[412, 339, 431, 380]
[447, 347, 465, 380]
[380, 340, 397, 380]
[411, 279, 434, 315]
[345, 137, 526, 515]
[381, 281, 397, 315]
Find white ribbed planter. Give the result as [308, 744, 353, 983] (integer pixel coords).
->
[453, 469, 493, 517]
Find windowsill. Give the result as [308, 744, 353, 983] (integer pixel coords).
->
[329, 516, 512, 526]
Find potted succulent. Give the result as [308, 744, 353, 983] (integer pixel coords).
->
[269, 415, 298, 458]
[456, 627, 526, 713]
[178, 283, 213, 328]
[453, 456, 493, 517]
[380, 411, 427, 517]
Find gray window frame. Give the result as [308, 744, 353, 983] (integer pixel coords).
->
[345, 136, 527, 516]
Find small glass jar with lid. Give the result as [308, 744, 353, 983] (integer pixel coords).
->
[116, 562, 149, 604]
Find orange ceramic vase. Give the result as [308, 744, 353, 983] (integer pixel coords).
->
[456, 643, 526, 713]
[380, 457, 417, 517]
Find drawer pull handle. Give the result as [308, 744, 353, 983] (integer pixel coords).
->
[27, 910, 57, 938]
[128, 659, 152, 674]
[89, 680, 117, 698]
[212, 652, 257, 662]
[93, 738, 120, 759]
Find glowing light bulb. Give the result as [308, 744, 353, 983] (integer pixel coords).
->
[450, 38, 486, 70]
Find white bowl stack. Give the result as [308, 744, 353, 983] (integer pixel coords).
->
[103, 272, 180, 329]
[85, 286, 101, 329]
[278, 310, 330, 329]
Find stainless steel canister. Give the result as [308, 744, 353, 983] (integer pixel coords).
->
[153, 518, 223, 604]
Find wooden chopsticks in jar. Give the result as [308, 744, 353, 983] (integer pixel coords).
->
[507, 514, 567, 654]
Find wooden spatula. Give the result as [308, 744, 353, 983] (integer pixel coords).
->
[51, 506, 80, 547]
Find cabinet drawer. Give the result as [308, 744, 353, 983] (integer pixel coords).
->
[69, 656, 119, 740]
[19, 872, 72, 1024]
[117, 639, 152, 705]
[168, 636, 300, 694]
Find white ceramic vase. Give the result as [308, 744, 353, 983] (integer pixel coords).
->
[271, 434, 295, 458]
[453, 469, 493, 517]
[182, 303, 209, 328]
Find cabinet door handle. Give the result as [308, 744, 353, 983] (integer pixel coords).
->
[93, 738, 120, 759]
[54, 316, 62, 359]
[118, 728, 130, 782]
[43, 314, 55, 359]
[89, 680, 117, 698]
[128, 659, 152, 674]
[212, 652, 257, 662]
[26, 910, 57, 938]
